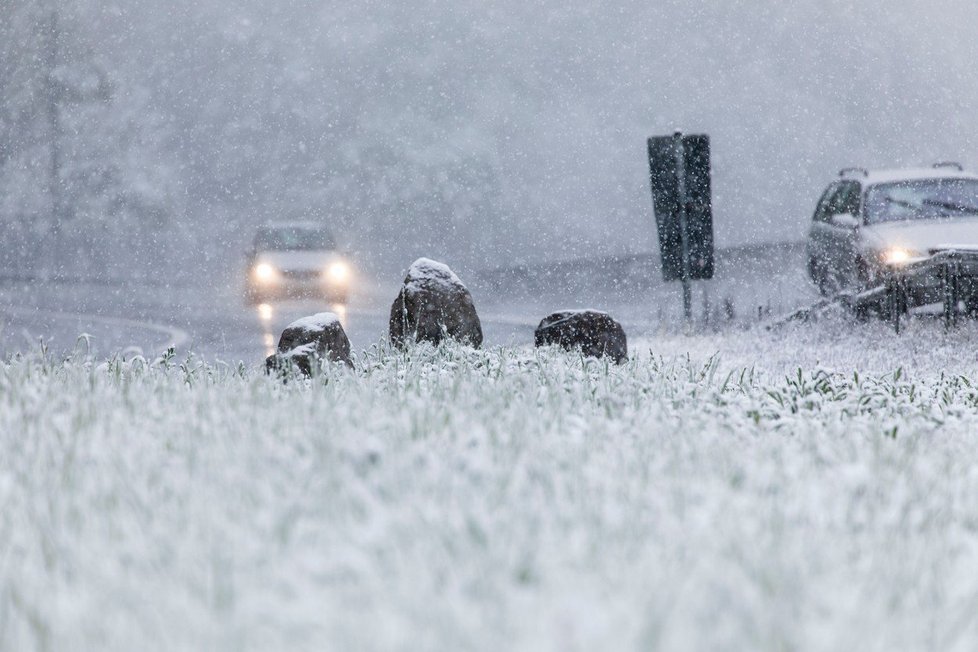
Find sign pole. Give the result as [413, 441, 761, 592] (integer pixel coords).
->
[673, 131, 692, 321]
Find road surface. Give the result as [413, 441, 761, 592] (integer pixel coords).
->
[0, 279, 559, 362]
[0, 243, 815, 363]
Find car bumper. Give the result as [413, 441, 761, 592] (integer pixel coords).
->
[870, 249, 978, 307]
[248, 275, 350, 301]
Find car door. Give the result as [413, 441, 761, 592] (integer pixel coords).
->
[822, 181, 862, 287]
[807, 182, 841, 289]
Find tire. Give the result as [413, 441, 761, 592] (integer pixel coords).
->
[852, 301, 871, 322]
[965, 294, 978, 318]
[855, 257, 881, 292]
[808, 257, 831, 296]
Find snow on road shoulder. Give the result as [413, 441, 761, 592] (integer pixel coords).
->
[642, 315, 978, 379]
[2, 338, 978, 650]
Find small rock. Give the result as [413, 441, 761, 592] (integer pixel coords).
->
[534, 310, 627, 363]
[265, 343, 318, 376]
[389, 258, 483, 348]
[266, 312, 352, 375]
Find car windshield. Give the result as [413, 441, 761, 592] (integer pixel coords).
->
[255, 226, 335, 251]
[864, 179, 978, 224]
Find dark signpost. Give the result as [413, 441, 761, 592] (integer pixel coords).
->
[647, 131, 715, 320]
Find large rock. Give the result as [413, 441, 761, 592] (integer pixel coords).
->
[265, 312, 353, 375]
[389, 258, 483, 348]
[534, 310, 628, 363]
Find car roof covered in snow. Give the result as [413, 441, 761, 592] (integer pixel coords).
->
[845, 167, 978, 186]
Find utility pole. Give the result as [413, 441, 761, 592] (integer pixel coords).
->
[44, 8, 64, 269]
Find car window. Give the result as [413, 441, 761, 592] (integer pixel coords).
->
[832, 181, 861, 216]
[255, 227, 336, 250]
[813, 182, 840, 223]
[864, 179, 978, 224]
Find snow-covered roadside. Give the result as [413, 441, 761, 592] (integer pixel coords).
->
[646, 315, 978, 378]
[2, 337, 978, 651]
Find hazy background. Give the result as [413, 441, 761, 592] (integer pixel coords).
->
[4, 0, 978, 283]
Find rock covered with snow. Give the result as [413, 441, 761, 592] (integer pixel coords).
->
[266, 311, 352, 375]
[534, 310, 627, 363]
[389, 258, 483, 348]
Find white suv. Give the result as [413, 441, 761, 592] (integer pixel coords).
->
[245, 222, 353, 304]
[806, 164, 978, 296]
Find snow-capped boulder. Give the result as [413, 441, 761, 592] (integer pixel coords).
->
[534, 310, 628, 363]
[265, 312, 353, 375]
[389, 258, 483, 348]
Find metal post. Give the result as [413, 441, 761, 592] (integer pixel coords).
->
[888, 276, 901, 334]
[44, 9, 64, 273]
[943, 261, 960, 330]
[673, 131, 692, 321]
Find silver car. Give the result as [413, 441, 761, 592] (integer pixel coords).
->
[245, 222, 353, 304]
[806, 165, 978, 300]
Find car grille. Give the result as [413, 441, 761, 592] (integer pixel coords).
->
[281, 269, 320, 281]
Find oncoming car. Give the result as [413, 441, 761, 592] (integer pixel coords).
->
[246, 222, 353, 304]
[806, 164, 978, 301]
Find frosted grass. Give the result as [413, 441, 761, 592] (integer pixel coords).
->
[2, 341, 978, 651]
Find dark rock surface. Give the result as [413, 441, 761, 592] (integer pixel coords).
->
[534, 310, 627, 363]
[389, 258, 483, 348]
[266, 312, 353, 375]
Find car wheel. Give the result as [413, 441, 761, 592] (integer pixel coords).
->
[808, 257, 831, 296]
[818, 275, 835, 297]
[816, 266, 839, 297]
[965, 294, 978, 318]
[851, 301, 871, 322]
[855, 257, 879, 291]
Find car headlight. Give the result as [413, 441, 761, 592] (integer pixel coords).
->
[325, 261, 350, 284]
[253, 262, 278, 283]
[881, 246, 924, 267]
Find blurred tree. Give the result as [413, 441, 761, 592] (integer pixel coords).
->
[0, 1, 182, 278]
[9, 0, 978, 281]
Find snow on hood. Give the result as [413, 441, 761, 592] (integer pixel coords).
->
[286, 312, 340, 333]
[861, 217, 978, 253]
[404, 258, 466, 293]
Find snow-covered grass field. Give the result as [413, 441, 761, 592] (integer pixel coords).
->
[4, 320, 978, 651]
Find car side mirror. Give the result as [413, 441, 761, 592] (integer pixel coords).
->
[830, 212, 860, 229]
